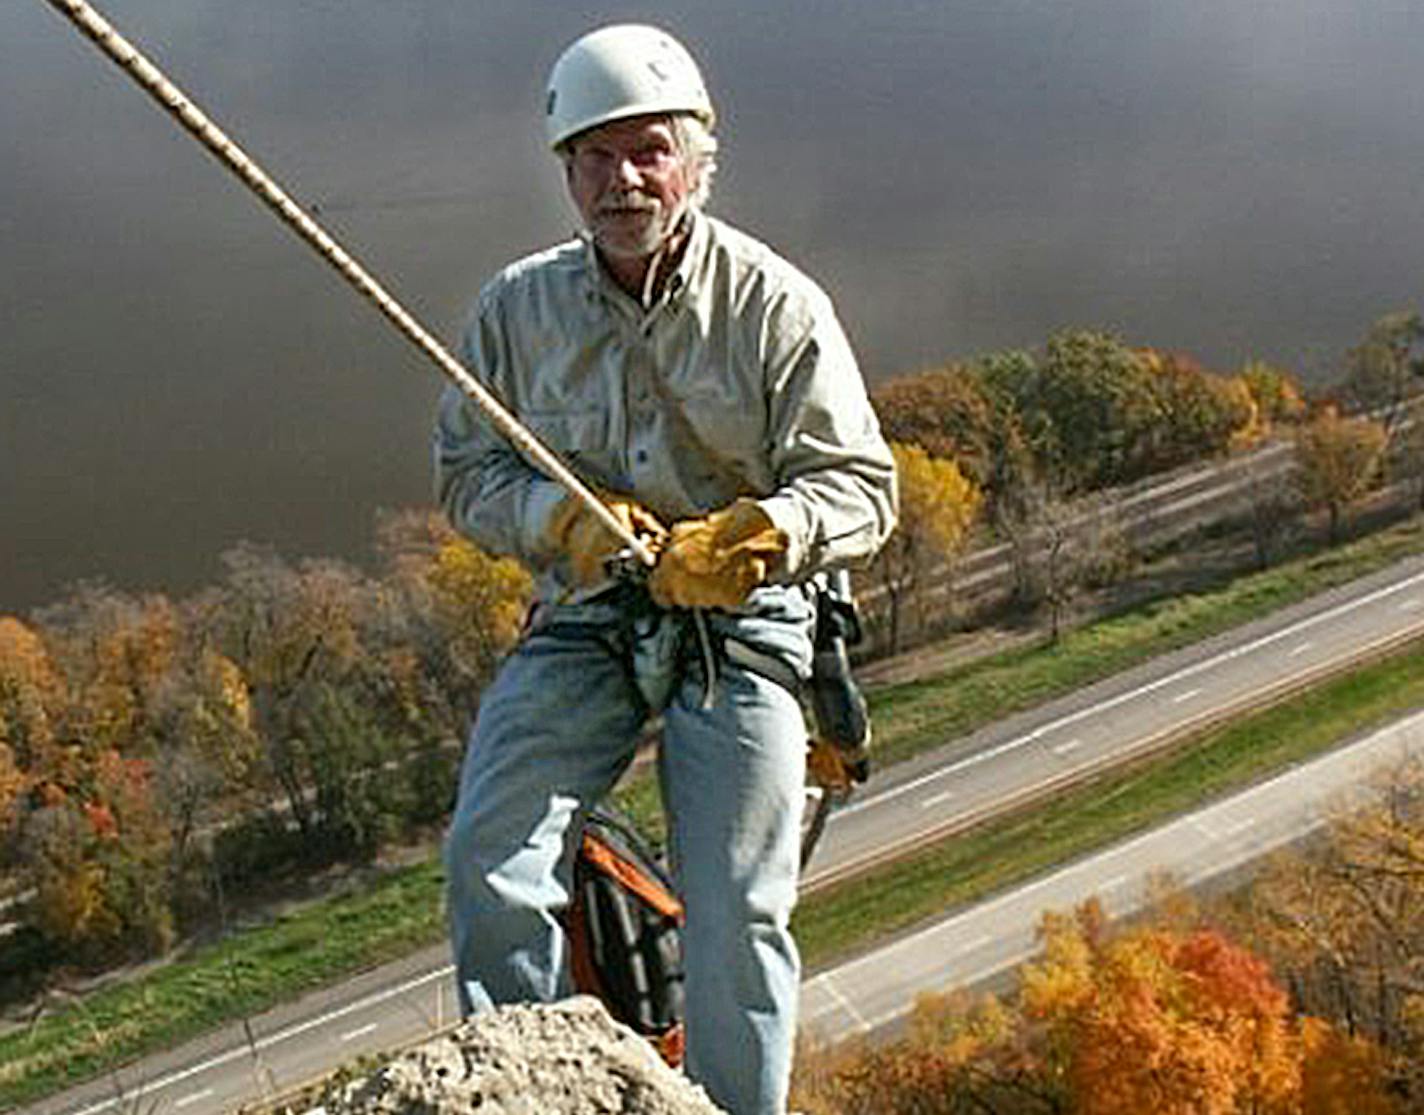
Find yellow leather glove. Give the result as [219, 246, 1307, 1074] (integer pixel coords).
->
[648, 498, 788, 610]
[546, 493, 668, 587]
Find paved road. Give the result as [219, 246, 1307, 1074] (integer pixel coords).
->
[801, 707, 1424, 1040]
[809, 554, 1424, 889]
[26, 556, 1424, 1115]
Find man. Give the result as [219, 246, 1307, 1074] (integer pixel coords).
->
[435, 24, 896, 1115]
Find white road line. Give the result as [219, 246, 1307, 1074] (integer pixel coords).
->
[1289, 642, 1314, 657]
[174, 1089, 214, 1109]
[819, 974, 872, 1033]
[341, 1023, 379, 1043]
[960, 934, 993, 953]
[1173, 688, 1203, 704]
[63, 965, 454, 1115]
[1051, 738, 1083, 756]
[831, 711, 1424, 1040]
[920, 790, 956, 810]
[1100, 875, 1128, 892]
[839, 565, 1424, 819]
[1222, 816, 1257, 837]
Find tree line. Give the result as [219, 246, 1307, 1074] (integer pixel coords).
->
[1, 311, 1419, 987]
[0, 512, 530, 984]
[866, 313, 1424, 651]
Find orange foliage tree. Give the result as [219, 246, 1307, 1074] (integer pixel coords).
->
[792, 898, 1402, 1114]
[1020, 903, 1303, 1114]
[871, 363, 1002, 493]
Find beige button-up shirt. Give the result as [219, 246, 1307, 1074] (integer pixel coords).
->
[435, 212, 897, 601]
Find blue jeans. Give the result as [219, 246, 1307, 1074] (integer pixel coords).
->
[444, 584, 812, 1115]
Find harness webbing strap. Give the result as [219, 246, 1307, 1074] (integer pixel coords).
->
[42, 0, 656, 569]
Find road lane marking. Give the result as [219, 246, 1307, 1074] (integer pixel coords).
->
[818, 974, 872, 1033]
[838, 712, 1424, 1040]
[175, 1089, 214, 1108]
[1051, 738, 1082, 756]
[839, 564, 1424, 819]
[342, 1023, 379, 1042]
[920, 790, 956, 810]
[1222, 816, 1257, 837]
[64, 964, 454, 1115]
[1173, 688, 1203, 704]
[960, 934, 993, 953]
[1289, 641, 1314, 656]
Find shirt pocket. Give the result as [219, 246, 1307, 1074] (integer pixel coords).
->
[521, 407, 620, 485]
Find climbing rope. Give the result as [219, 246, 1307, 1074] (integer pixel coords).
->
[41, 0, 657, 568]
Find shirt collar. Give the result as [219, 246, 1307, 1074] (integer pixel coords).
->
[579, 210, 708, 319]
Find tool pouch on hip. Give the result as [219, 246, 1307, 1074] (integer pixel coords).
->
[809, 571, 871, 782]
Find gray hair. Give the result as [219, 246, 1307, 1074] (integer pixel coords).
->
[671, 115, 718, 211]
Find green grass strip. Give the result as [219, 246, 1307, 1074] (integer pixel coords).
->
[0, 862, 447, 1110]
[866, 515, 1424, 768]
[793, 636, 1424, 970]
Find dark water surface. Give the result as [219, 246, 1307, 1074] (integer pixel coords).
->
[3, 1, 1422, 610]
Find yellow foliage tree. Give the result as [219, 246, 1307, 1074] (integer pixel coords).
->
[1293, 406, 1388, 544]
[1239, 360, 1307, 430]
[870, 442, 981, 652]
[0, 615, 65, 773]
[377, 508, 532, 731]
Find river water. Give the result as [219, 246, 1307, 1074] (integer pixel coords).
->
[2, 0, 1421, 609]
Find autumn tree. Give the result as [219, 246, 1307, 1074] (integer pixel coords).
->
[871, 363, 1001, 494]
[1224, 754, 1424, 1105]
[1293, 406, 1388, 544]
[205, 544, 406, 862]
[791, 992, 1037, 1115]
[0, 616, 64, 798]
[1239, 360, 1307, 432]
[1036, 494, 1132, 642]
[1137, 349, 1258, 469]
[1007, 330, 1165, 493]
[1, 597, 188, 958]
[792, 898, 1404, 1114]
[1240, 452, 1302, 570]
[376, 508, 531, 738]
[33, 586, 183, 763]
[1019, 908, 1304, 1115]
[869, 443, 982, 653]
[1341, 309, 1424, 439]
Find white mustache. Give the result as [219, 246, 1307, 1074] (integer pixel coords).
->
[597, 192, 658, 216]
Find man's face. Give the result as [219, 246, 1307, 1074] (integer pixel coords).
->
[565, 116, 693, 264]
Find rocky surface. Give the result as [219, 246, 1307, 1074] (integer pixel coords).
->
[305, 997, 725, 1115]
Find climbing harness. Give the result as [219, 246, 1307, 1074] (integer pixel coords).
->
[40, 0, 657, 570]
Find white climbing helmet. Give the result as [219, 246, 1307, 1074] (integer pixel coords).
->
[544, 24, 715, 150]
